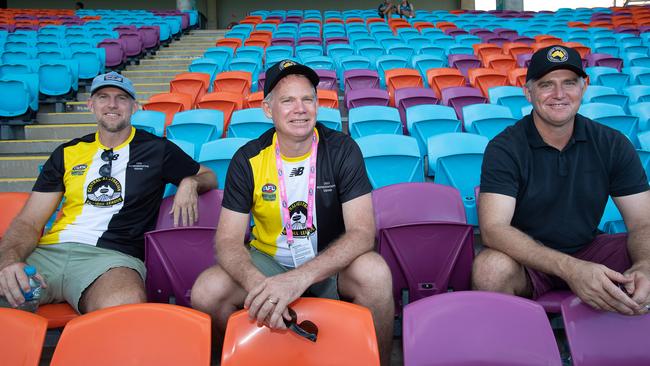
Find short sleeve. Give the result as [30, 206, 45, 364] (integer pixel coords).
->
[161, 139, 200, 185]
[32, 145, 65, 192]
[480, 139, 520, 198]
[336, 138, 372, 203]
[221, 148, 255, 214]
[609, 133, 649, 197]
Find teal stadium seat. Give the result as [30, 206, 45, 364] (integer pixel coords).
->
[131, 110, 166, 137]
[167, 109, 225, 157]
[406, 104, 462, 157]
[356, 134, 424, 189]
[198, 138, 251, 190]
[348, 105, 403, 139]
[227, 108, 273, 138]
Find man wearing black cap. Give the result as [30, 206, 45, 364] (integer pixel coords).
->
[473, 45, 650, 315]
[0, 72, 216, 314]
[192, 60, 394, 364]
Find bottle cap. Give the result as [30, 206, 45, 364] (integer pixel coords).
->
[24, 265, 36, 276]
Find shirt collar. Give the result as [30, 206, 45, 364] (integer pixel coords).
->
[524, 112, 588, 149]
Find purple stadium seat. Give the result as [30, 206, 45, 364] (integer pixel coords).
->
[257, 72, 266, 91]
[511, 36, 535, 45]
[469, 28, 494, 38]
[297, 36, 322, 46]
[346, 88, 390, 109]
[517, 53, 533, 68]
[394, 87, 438, 133]
[403, 291, 562, 366]
[448, 54, 482, 79]
[343, 69, 380, 93]
[441, 86, 487, 121]
[139, 26, 161, 51]
[97, 39, 126, 68]
[271, 37, 295, 47]
[118, 31, 144, 58]
[586, 53, 623, 71]
[483, 35, 509, 46]
[372, 183, 473, 312]
[114, 25, 137, 32]
[155, 189, 223, 230]
[315, 69, 338, 90]
[144, 227, 216, 307]
[325, 36, 349, 47]
[561, 295, 650, 366]
[536, 290, 572, 313]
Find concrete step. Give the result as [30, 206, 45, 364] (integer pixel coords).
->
[0, 139, 66, 154]
[167, 44, 215, 50]
[0, 156, 48, 178]
[36, 113, 93, 124]
[151, 54, 199, 60]
[76, 91, 159, 102]
[0, 178, 35, 192]
[25, 124, 96, 139]
[126, 64, 191, 71]
[127, 76, 176, 84]
[137, 58, 193, 65]
[132, 83, 170, 92]
[156, 50, 205, 56]
[123, 70, 187, 77]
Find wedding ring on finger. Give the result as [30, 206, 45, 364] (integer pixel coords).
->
[645, 304, 650, 311]
[268, 298, 279, 305]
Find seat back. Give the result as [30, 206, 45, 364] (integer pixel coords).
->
[403, 292, 562, 366]
[50, 303, 211, 366]
[143, 92, 193, 127]
[170, 72, 211, 108]
[406, 104, 461, 156]
[317, 107, 342, 131]
[357, 134, 424, 189]
[198, 139, 251, 190]
[131, 110, 166, 136]
[0, 308, 48, 366]
[348, 105, 402, 138]
[0, 191, 30, 238]
[221, 298, 380, 366]
[214, 71, 252, 96]
[228, 108, 273, 138]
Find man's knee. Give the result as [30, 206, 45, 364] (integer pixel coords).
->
[191, 265, 242, 313]
[79, 267, 146, 313]
[472, 248, 526, 293]
[339, 252, 393, 303]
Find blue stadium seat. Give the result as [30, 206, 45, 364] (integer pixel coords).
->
[0, 59, 40, 75]
[228, 108, 273, 138]
[427, 133, 489, 225]
[227, 57, 261, 91]
[302, 55, 336, 71]
[598, 196, 626, 234]
[348, 105, 402, 139]
[265, 45, 294, 60]
[131, 110, 166, 137]
[630, 102, 650, 131]
[38, 60, 79, 97]
[386, 43, 415, 60]
[624, 85, 650, 105]
[295, 44, 324, 62]
[579, 103, 639, 146]
[356, 134, 424, 189]
[235, 46, 264, 61]
[203, 46, 234, 66]
[338, 55, 372, 89]
[406, 104, 462, 156]
[411, 54, 446, 85]
[487, 85, 530, 119]
[189, 58, 221, 92]
[355, 44, 384, 68]
[462, 104, 517, 139]
[582, 85, 629, 111]
[585, 66, 629, 93]
[624, 66, 650, 86]
[326, 44, 355, 65]
[167, 109, 225, 157]
[198, 138, 251, 190]
[376, 55, 408, 88]
[316, 107, 342, 131]
[0, 78, 30, 118]
[71, 48, 105, 79]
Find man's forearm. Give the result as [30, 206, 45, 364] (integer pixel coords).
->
[627, 223, 650, 271]
[0, 218, 41, 267]
[182, 169, 217, 194]
[217, 239, 266, 292]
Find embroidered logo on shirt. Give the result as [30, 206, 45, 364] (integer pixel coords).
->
[71, 164, 87, 176]
[85, 177, 123, 207]
[262, 183, 277, 201]
[289, 167, 304, 177]
[128, 162, 150, 171]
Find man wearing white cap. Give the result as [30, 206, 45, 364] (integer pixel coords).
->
[0, 72, 216, 314]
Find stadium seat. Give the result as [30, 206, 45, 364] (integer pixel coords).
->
[586, 66, 630, 93]
[447, 54, 482, 79]
[403, 292, 562, 366]
[50, 304, 211, 366]
[406, 104, 462, 156]
[394, 87, 438, 132]
[35, 303, 80, 330]
[582, 85, 629, 111]
[213, 71, 252, 96]
[384, 68, 423, 107]
[0, 307, 48, 366]
[38, 60, 79, 98]
[142, 92, 193, 127]
[145, 225, 218, 306]
[317, 89, 338, 108]
[348, 105, 402, 138]
[346, 88, 390, 109]
[198, 138, 251, 190]
[71, 48, 105, 79]
[131, 110, 166, 137]
[221, 298, 379, 366]
[426, 68, 466, 99]
[625, 66, 650, 85]
[0, 191, 30, 239]
[586, 53, 623, 71]
[561, 295, 650, 366]
[488, 85, 530, 119]
[245, 91, 264, 109]
[189, 58, 221, 92]
[265, 45, 293, 60]
[295, 44, 323, 61]
[462, 103, 517, 139]
[410, 54, 446, 86]
[598, 196, 626, 234]
[343, 69, 380, 93]
[167, 109, 225, 157]
[375, 55, 408, 88]
[630, 102, 650, 131]
[578, 103, 639, 146]
[507, 67, 528, 87]
[483, 53, 517, 74]
[170, 72, 210, 108]
[216, 37, 242, 50]
[441, 86, 488, 121]
[235, 45, 264, 61]
[203, 46, 234, 66]
[302, 55, 336, 71]
[227, 58, 262, 91]
[356, 134, 424, 189]
[372, 183, 473, 312]
[427, 132, 489, 224]
[228, 108, 273, 138]
[467, 68, 508, 97]
[97, 39, 126, 69]
[624, 85, 650, 105]
[0, 78, 32, 118]
[317, 107, 342, 131]
[197, 91, 244, 134]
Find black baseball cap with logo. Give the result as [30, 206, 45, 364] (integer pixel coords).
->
[264, 60, 320, 97]
[526, 45, 588, 82]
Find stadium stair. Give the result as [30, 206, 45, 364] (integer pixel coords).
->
[0, 29, 226, 192]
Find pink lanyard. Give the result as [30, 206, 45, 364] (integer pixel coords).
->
[274, 131, 318, 245]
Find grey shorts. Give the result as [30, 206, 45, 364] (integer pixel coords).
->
[26, 242, 146, 313]
[249, 246, 339, 300]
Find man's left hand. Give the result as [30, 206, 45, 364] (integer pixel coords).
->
[624, 265, 650, 314]
[170, 177, 199, 227]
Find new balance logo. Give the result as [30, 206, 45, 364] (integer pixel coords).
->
[289, 167, 304, 177]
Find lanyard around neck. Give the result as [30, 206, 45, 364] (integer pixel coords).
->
[274, 131, 318, 245]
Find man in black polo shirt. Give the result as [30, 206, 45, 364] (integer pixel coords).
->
[474, 45, 650, 315]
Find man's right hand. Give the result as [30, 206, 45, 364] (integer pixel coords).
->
[565, 260, 644, 315]
[0, 261, 47, 307]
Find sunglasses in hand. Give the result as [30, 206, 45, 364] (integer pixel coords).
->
[284, 307, 318, 342]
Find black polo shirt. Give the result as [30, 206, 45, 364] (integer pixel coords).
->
[481, 113, 649, 254]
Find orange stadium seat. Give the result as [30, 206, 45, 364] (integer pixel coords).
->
[474, 43, 503, 65]
[216, 37, 242, 50]
[245, 90, 264, 109]
[221, 298, 380, 366]
[197, 91, 244, 133]
[0, 308, 48, 366]
[427, 68, 466, 99]
[483, 53, 517, 74]
[317, 89, 339, 109]
[413, 21, 435, 32]
[563, 42, 591, 59]
[249, 30, 273, 43]
[0, 191, 29, 239]
[213, 71, 252, 96]
[468, 68, 508, 97]
[534, 35, 563, 44]
[508, 68, 528, 87]
[50, 304, 211, 366]
[244, 38, 269, 48]
[435, 21, 457, 32]
[385, 68, 423, 106]
[36, 303, 79, 329]
[143, 92, 193, 127]
[170, 72, 211, 108]
[503, 42, 533, 60]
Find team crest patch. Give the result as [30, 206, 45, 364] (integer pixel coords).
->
[104, 73, 123, 82]
[71, 164, 87, 176]
[279, 60, 296, 70]
[85, 177, 123, 207]
[547, 46, 568, 63]
[262, 183, 277, 201]
[281, 201, 316, 237]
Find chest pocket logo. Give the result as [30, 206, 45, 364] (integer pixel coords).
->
[86, 177, 123, 207]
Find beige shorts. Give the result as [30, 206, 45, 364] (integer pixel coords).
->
[26, 242, 146, 313]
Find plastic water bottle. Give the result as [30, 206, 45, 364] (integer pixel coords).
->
[0, 265, 41, 312]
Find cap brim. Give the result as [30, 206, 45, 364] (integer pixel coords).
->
[264, 64, 320, 97]
[91, 84, 136, 99]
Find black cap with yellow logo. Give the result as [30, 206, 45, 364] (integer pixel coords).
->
[526, 45, 587, 82]
[264, 59, 320, 97]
